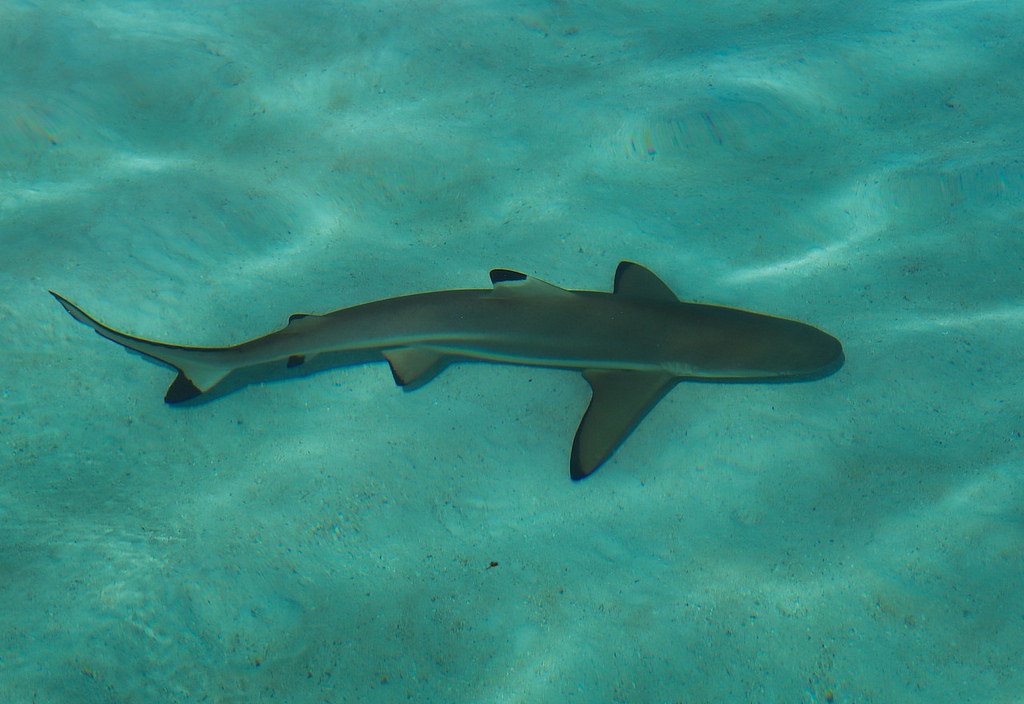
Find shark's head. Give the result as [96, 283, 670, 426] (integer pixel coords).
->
[750, 320, 844, 381]
[667, 304, 844, 382]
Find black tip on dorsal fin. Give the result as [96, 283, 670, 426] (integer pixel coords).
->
[289, 313, 310, 322]
[287, 355, 305, 368]
[490, 269, 527, 285]
[165, 372, 202, 404]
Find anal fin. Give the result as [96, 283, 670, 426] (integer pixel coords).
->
[571, 369, 678, 480]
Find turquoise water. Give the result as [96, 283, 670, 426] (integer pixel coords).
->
[3, 1, 1023, 701]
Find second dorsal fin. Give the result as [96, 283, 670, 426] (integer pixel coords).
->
[488, 269, 573, 297]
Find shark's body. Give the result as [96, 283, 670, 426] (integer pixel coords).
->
[51, 262, 843, 479]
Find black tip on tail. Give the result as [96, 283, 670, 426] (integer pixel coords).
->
[165, 373, 202, 404]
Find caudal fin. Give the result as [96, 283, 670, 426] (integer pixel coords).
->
[50, 291, 234, 403]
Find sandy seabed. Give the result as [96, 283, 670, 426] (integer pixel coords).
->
[2, 1, 1022, 702]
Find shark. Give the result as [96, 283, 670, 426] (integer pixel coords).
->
[50, 261, 843, 479]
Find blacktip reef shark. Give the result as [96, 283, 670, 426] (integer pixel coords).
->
[51, 262, 843, 479]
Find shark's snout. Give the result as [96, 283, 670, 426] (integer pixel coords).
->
[811, 334, 844, 379]
[786, 327, 844, 380]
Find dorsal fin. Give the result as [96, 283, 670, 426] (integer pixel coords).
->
[489, 269, 573, 297]
[613, 262, 678, 301]
[285, 313, 322, 332]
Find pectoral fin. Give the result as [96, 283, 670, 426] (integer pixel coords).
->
[571, 369, 678, 480]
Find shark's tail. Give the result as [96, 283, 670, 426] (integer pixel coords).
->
[50, 292, 234, 403]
